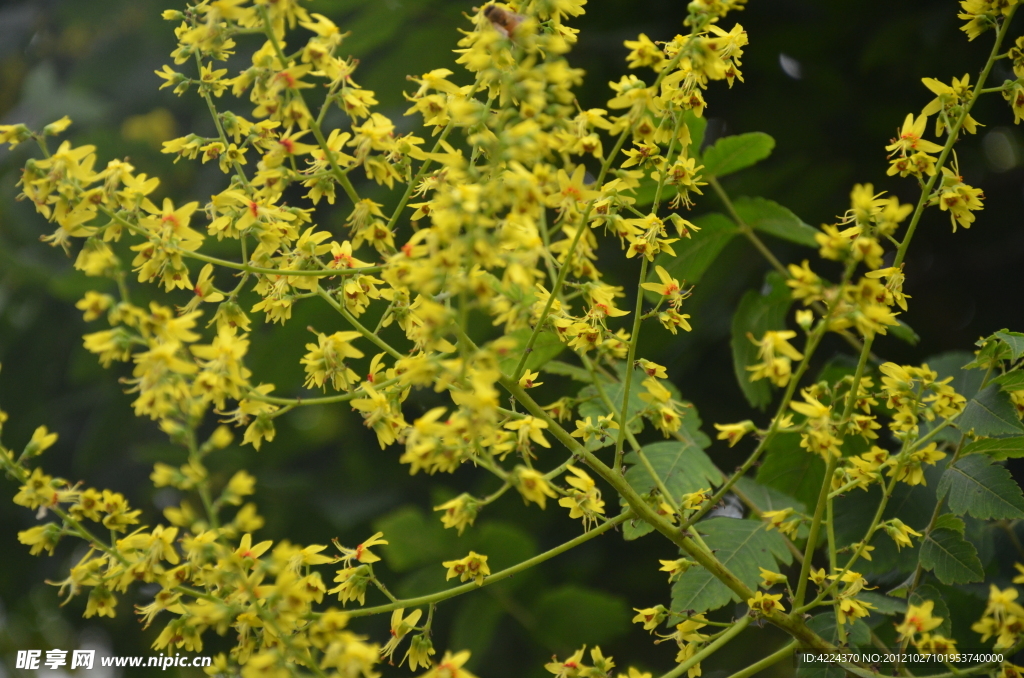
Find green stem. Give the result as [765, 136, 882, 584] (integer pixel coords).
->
[893, 5, 1017, 268]
[257, 6, 359, 205]
[613, 256, 649, 472]
[794, 330, 875, 607]
[722, 640, 798, 678]
[316, 287, 404, 360]
[101, 206, 380, 277]
[346, 511, 630, 618]
[510, 127, 631, 382]
[658, 616, 751, 678]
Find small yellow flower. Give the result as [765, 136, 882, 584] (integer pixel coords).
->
[748, 591, 785, 615]
[442, 552, 490, 585]
[519, 370, 544, 388]
[758, 567, 787, 589]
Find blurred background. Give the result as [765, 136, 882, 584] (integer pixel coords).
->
[1, 0, 1023, 676]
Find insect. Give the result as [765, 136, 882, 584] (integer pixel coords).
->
[482, 3, 524, 38]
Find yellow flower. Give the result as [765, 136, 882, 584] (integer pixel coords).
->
[884, 519, 921, 550]
[442, 552, 490, 585]
[758, 567, 787, 589]
[434, 494, 479, 535]
[632, 605, 668, 632]
[748, 591, 785, 615]
[514, 467, 558, 509]
[659, 558, 696, 582]
[896, 600, 943, 640]
[505, 416, 551, 449]
[713, 420, 755, 447]
[519, 370, 544, 388]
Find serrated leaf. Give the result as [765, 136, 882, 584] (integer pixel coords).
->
[731, 196, 819, 247]
[960, 436, 1024, 460]
[497, 328, 565, 376]
[920, 528, 984, 585]
[833, 467, 937, 576]
[731, 272, 794, 409]
[994, 371, 1024, 391]
[957, 384, 1024, 438]
[647, 213, 739, 292]
[541, 360, 592, 382]
[909, 585, 952, 637]
[624, 440, 722, 502]
[756, 432, 826, 510]
[734, 476, 807, 514]
[889, 320, 921, 346]
[938, 455, 1024, 520]
[933, 514, 965, 534]
[577, 367, 649, 439]
[622, 516, 656, 540]
[858, 591, 907, 616]
[532, 586, 630, 653]
[807, 612, 871, 647]
[701, 132, 775, 178]
[623, 412, 715, 541]
[671, 518, 792, 613]
[996, 330, 1024, 360]
[927, 351, 985, 400]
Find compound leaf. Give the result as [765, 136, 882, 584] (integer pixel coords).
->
[960, 436, 1024, 460]
[938, 455, 1024, 520]
[671, 518, 791, 614]
[957, 385, 1024, 438]
[919, 528, 984, 585]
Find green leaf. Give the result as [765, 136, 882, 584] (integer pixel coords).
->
[731, 272, 794, 409]
[578, 365, 692, 447]
[622, 515, 657, 540]
[647, 212, 739, 290]
[624, 440, 723, 501]
[622, 410, 715, 540]
[497, 328, 565, 376]
[671, 518, 792, 613]
[450, 596, 504, 669]
[532, 585, 630, 653]
[933, 514, 965, 534]
[993, 371, 1024, 391]
[927, 351, 985, 401]
[833, 468, 937, 576]
[920, 528, 984, 585]
[731, 196, 819, 247]
[701, 132, 775, 178]
[889, 320, 921, 346]
[909, 585, 952, 637]
[858, 591, 906, 616]
[807, 612, 871, 647]
[996, 330, 1024, 360]
[541, 360, 592, 382]
[957, 385, 1024, 438]
[960, 436, 1024, 460]
[938, 455, 1024, 520]
[756, 432, 826, 510]
[734, 476, 807, 514]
